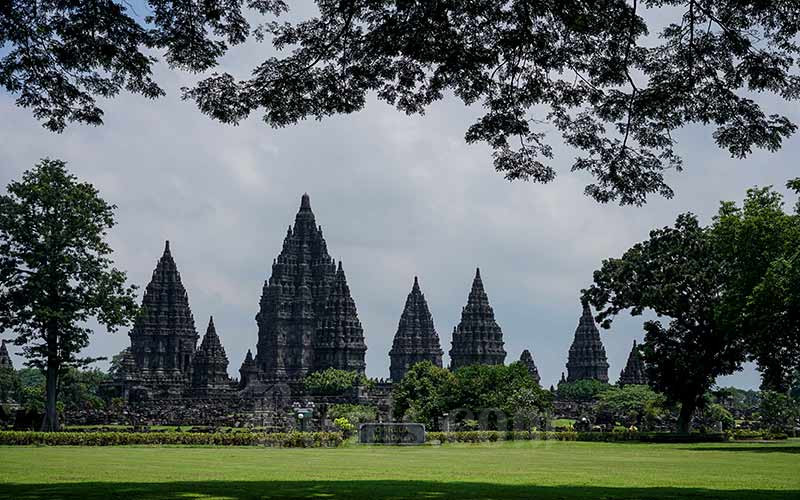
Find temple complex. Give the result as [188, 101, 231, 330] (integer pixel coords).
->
[618, 340, 648, 386]
[389, 277, 444, 381]
[191, 317, 233, 396]
[565, 300, 609, 382]
[0, 340, 13, 370]
[519, 349, 541, 386]
[449, 268, 507, 370]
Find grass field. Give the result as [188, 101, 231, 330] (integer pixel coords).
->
[1, 439, 799, 499]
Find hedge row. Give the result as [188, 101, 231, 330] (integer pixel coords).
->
[0, 431, 343, 447]
[426, 430, 730, 443]
[727, 430, 789, 441]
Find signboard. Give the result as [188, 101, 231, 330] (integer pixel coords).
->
[358, 423, 425, 445]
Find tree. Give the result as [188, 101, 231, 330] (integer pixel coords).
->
[0, 159, 138, 431]
[584, 214, 745, 432]
[595, 385, 666, 429]
[711, 181, 800, 392]
[556, 379, 611, 402]
[5, 2, 800, 205]
[759, 391, 799, 434]
[391, 361, 454, 429]
[303, 368, 368, 396]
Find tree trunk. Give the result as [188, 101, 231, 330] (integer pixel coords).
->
[41, 327, 60, 432]
[677, 399, 696, 434]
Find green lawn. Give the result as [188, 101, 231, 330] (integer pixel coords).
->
[1, 439, 799, 499]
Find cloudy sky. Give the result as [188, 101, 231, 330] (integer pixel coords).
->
[1, 8, 798, 390]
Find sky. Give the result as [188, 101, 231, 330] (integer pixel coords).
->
[1, 8, 799, 390]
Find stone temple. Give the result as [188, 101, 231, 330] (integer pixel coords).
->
[249, 193, 367, 388]
[0, 340, 13, 370]
[389, 277, 444, 382]
[519, 349, 541, 386]
[618, 340, 647, 386]
[449, 268, 507, 370]
[565, 300, 609, 382]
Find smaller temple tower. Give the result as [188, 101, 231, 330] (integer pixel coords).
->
[389, 277, 444, 381]
[519, 349, 541, 386]
[313, 262, 367, 374]
[191, 317, 232, 396]
[0, 340, 13, 370]
[238, 350, 258, 389]
[618, 340, 647, 386]
[449, 268, 506, 370]
[565, 300, 609, 382]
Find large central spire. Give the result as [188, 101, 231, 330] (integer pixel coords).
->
[255, 194, 337, 382]
[449, 268, 506, 370]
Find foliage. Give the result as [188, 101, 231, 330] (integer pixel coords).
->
[327, 404, 377, 427]
[595, 385, 666, 429]
[6, 3, 800, 205]
[332, 417, 355, 435]
[711, 183, 800, 392]
[758, 391, 799, 434]
[426, 430, 728, 444]
[556, 379, 611, 402]
[695, 403, 735, 432]
[392, 361, 455, 430]
[303, 368, 367, 396]
[0, 159, 138, 430]
[0, 430, 343, 447]
[711, 386, 760, 413]
[0, 367, 20, 403]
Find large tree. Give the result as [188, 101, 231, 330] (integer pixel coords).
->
[584, 214, 744, 432]
[0, 159, 138, 431]
[3, 1, 800, 205]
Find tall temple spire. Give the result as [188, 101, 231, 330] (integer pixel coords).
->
[239, 349, 258, 389]
[129, 241, 199, 396]
[389, 276, 444, 381]
[255, 193, 338, 381]
[449, 268, 506, 369]
[191, 316, 231, 396]
[0, 340, 13, 370]
[519, 349, 541, 386]
[314, 262, 367, 374]
[618, 339, 647, 386]
[565, 300, 609, 382]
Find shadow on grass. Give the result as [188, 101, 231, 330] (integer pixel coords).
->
[1, 481, 797, 499]
[685, 445, 800, 454]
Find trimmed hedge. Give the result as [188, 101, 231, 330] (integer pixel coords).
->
[0, 431, 343, 447]
[728, 429, 789, 441]
[426, 430, 729, 443]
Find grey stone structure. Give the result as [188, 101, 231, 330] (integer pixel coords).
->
[618, 340, 647, 386]
[253, 194, 366, 384]
[519, 349, 541, 386]
[0, 340, 13, 370]
[389, 277, 444, 382]
[449, 268, 506, 370]
[238, 350, 258, 389]
[191, 317, 233, 396]
[127, 241, 200, 397]
[565, 300, 609, 383]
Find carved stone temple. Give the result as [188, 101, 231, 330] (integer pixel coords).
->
[0, 340, 13, 370]
[519, 349, 541, 386]
[449, 268, 507, 370]
[618, 340, 647, 386]
[191, 317, 232, 396]
[389, 277, 444, 382]
[565, 300, 610, 383]
[248, 193, 367, 387]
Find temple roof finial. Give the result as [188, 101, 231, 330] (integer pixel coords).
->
[163, 240, 171, 255]
[300, 193, 311, 210]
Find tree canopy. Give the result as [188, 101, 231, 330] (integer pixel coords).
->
[4, 1, 800, 205]
[0, 159, 138, 430]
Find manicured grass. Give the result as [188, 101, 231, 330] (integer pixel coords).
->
[1, 439, 799, 499]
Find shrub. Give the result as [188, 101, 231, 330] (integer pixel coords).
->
[0, 431, 344, 447]
[304, 369, 367, 396]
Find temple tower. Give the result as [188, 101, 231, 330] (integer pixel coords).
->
[449, 268, 506, 370]
[314, 262, 368, 374]
[191, 317, 231, 396]
[618, 340, 647, 386]
[255, 194, 337, 382]
[519, 349, 541, 386]
[565, 300, 609, 382]
[389, 277, 444, 381]
[239, 350, 258, 389]
[129, 241, 199, 395]
[0, 340, 13, 370]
